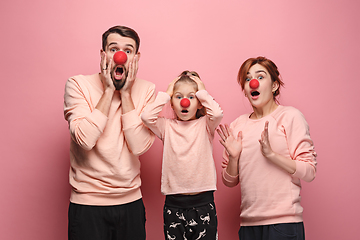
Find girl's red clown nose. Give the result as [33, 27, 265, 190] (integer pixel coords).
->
[180, 98, 190, 108]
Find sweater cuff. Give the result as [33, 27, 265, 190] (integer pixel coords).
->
[158, 91, 171, 102]
[195, 89, 208, 98]
[89, 108, 108, 132]
[292, 161, 305, 178]
[222, 168, 239, 182]
[292, 160, 316, 182]
[122, 109, 141, 129]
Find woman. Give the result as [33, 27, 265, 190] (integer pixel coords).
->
[217, 56, 317, 240]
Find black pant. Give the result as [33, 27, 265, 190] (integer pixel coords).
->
[68, 199, 146, 240]
[239, 222, 305, 240]
[163, 191, 218, 240]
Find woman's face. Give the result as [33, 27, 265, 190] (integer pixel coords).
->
[244, 63, 279, 109]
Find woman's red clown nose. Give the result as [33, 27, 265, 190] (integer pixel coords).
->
[249, 79, 259, 89]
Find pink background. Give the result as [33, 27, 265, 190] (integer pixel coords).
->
[1, 0, 359, 239]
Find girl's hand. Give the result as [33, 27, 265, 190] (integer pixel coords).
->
[217, 124, 242, 159]
[190, 75, 206, 91]
[259, 121, 275, 158]
[166, 77, 180, 97]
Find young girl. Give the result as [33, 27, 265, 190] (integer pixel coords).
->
[141, 71, 223, 240]
[217, 57, 317, 240]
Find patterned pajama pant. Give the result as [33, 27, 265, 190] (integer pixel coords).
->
[163, 191, 218, 240]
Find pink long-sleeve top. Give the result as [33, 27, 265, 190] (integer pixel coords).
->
[64, 73, 155, 206]
[141, 90, 223, 195]
[222, 105, 317, 226]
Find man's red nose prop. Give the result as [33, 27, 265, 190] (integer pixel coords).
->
[249, 79, 259, 89]
[113, 51, 127, 65]
[180, 98, 190, 108]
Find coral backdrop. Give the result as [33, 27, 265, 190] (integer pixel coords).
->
[1, 1, 359, 239]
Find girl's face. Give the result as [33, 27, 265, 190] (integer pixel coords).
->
[171, 82, 201, 121]
[244, 63, 279, 109]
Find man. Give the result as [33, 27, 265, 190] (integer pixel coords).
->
[64, 26, 155, 240]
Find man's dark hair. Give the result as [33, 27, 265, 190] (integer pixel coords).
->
[102, 26, 140, 53]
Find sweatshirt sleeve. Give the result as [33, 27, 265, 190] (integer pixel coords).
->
[285, 108, 317, 182]
[141, 92, 170, 140]
[122, 83, 156, 156]
[64, 77, 108, 151]
[196, 90, 223, 134]
[221, 151, 240, 187]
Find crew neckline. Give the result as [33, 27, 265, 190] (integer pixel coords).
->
[248, 105, 283, 122]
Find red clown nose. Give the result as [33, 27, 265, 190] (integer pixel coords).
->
[180, 98, 190, 108]
[113, 51, 127, 65]
[249, 79, 259, 89]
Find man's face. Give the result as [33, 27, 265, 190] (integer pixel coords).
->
[105, 33, 138, 90]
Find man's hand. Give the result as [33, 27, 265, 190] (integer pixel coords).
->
[120, 54, 139, 95]
[100, 50, 115, 92]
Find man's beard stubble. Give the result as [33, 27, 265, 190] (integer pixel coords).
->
[111, 70, 128, 90]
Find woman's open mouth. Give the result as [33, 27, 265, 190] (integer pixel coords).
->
[250, 91, 260, 99]
[251, 91, 260, 97]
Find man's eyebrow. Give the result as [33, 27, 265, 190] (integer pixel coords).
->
[108, 42, 117, 47]
[108, 42, 134, 49]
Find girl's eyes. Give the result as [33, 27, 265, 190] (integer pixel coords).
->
[125, 50, 131, 54]
[258, 76, 264, 80]
[175, 96, 194, 100]
[245, 78, 251, 82]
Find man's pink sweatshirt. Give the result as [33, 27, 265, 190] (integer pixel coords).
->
[64, 73, 155, 206]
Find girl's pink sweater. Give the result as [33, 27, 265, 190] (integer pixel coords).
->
[141, 90, 223, 195]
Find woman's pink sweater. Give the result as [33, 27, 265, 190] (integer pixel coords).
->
[222, 105, 317, 226]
